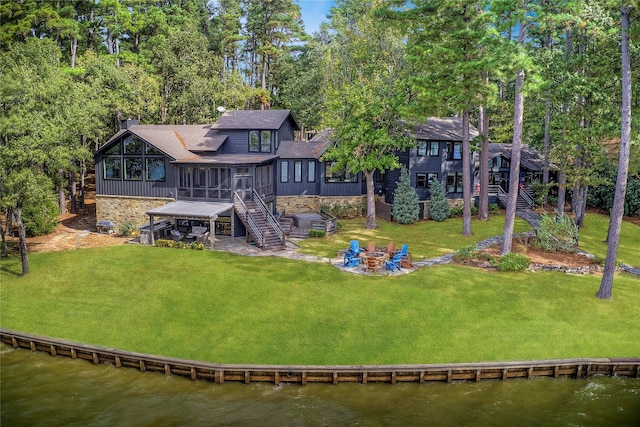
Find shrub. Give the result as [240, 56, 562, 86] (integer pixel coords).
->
[308, 229, 326, 238]
[22, 194, 59, 236]
[320, 201, 365, 219]
[490, 252, 531, 271]
[488, 203, 499, 214]
[392, 166, 420, 224]
[118, 220, 136, 236]
[453, 245, 479, 262]
[529, 181, 552, 207]
[429, 180, 450, 221]
[535, 214, 578, 252]
[449, 207, 463, 218]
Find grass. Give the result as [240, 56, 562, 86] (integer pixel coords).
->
[1, 213, 638, 366]
[578, 213, 640, 266]
[297, 215, 532, 259]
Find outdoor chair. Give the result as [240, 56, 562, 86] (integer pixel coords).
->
[366, 257, 379, 273]
[170, 229, 182, 241]
[343, 240, 361, 267]
[392, 244, 413, 268]
[385, 258, 401, 272]
[387, 242, 396, 257]
[367, 241, 376, 252]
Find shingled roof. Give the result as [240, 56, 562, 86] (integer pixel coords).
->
[414, 117, 479, 141]
[100, 124, 227, 161]
[487, 143, 556, 171]
[212, 109, 299, 131]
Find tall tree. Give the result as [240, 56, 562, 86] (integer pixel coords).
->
[323, 0, 413, 229]
[597, 3, 636, 300]
[385, 0, 494, 235]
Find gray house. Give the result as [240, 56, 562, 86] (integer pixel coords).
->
[95, 111, 546, 248]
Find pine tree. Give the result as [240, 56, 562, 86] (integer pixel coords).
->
[429, 179, 450, 222]
[392, 167, 420, 224]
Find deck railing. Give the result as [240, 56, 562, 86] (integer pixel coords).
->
[252, 190, 284, 242]
[233, 192, 264, 247]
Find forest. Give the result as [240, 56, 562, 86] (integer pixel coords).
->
[0, 1, 638, 294]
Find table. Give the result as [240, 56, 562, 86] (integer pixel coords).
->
[360, 251, 389, 271]
[96, 220, 116, 234]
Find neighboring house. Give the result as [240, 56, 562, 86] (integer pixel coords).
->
[95, 111, 549, 248]
[382, 117, 479, 210]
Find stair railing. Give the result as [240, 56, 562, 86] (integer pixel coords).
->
[518, 187, 535, 209]
[497, 186, 508, 208]
[252, 190, 285, 243]
[233, 191, 264, 246]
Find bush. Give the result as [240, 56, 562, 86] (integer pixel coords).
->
[320, 201, 365, 219]
[448, 206, 478, 218]
[490, 252, 531, 271]
[529, 181, 552, 207]
[308, 229, 326, 238]
[118, 220, 136, 236]
[488, 203, 499, 214]
[429, 180, 450, 221]
[22, 194, 59, 236]
[453, 245, 479, 262]
[392, 166, 420, 224]
[535, 214, 578, 252]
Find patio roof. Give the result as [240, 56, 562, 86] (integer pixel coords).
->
[147, 201, 233, 219]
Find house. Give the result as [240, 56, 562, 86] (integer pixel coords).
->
[95, 111, 547, 248]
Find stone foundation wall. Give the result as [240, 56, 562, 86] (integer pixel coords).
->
[96, 195, 174, 229]
[276, 195, 366, 215]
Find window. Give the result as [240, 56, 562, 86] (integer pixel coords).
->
[123, 136, 142, 154]
[261, 130, 271, 152]
[308, 160, 316, 182]
[447, 172, 463, 193]
[416, 173, 427, 188]
[294, 161, 302, 182]
[274, 131, 279, 150]
[146, 144, 162, 155]
[105, 143, 120, 155]
[447, 142, 462, 160]
[124, 158, 143, 180]
[429, 141, 439, 156]
[417, 140, 427, 156]
[249, 131, 260, 152]
[146, 158, 165, 181]
[281, 161, 288, 182]
[249, 130, 273, 153]
[428, 173, 438, 187]
[104, 158, 121, 179]
[376, 170, 385, 182]
[325, 161, 357, 183]
[193, 167, 207, 198]
[490, 157, 510, 169]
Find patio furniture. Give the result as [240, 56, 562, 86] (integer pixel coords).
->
[386, 244, 410, 272]
[343, 240, 362, 267]
[367, 241, 376, 252]
[96, 220, 116, 234]
[385, 259, 401, 272]
[387, 242, 396, 257]
[366, 257, 380, 273]
[170, 229, 182, 241]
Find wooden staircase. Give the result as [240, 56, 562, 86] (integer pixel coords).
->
[233, 191, 286, 251]
[497, 186, 535, 211]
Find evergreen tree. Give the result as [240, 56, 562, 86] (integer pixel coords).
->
[392, 167, 420, 224]
[428, 180, 450, 221]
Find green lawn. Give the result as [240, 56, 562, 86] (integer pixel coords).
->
[1, 213, 638, 365]
[578, 213, 640, 266]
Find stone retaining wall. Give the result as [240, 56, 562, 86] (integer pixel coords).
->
[276, 195, 366, 215]
[96, 195, 174, 229]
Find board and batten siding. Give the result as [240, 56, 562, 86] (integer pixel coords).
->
[276, 159, 320, 197]
[95, 152, 176, 198]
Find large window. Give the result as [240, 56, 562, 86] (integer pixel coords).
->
[325, 161, 357, 183]
[418, 140, 439, 156]
[447, 142, 462, 160]
[179, 167, 232, 199]
[447, 172, 463, 193]
[102, 137, 164, 182]
[249, 130, 275, 153]
[489, 156, 510, 169]
[104, 158, 121, 179]
[281, 161, 288, 182]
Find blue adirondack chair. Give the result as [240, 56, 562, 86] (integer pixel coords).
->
[343, 240, 361, 267]
[386, 244, 409, 272]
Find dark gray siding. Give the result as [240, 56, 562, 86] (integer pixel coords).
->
[319, 161, 363, 197]
[95, 152, 176, 198]
[277, 159, 320, 196]
[217, 130, 253, 154]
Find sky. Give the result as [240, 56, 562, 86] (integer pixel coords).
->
[298, 0, 335, 34]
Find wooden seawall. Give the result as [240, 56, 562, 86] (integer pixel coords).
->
[2, 329, 639, 385]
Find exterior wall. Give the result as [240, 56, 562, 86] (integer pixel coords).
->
[276, 195, 365, 215]
[277, 159, 320, 196]
[96, 195, 174, 229]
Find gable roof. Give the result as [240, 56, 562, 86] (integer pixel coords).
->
[414, 117, 479, 141]
[212, 109, 299, 131]
[99, 125, 227, 161]
[487, 143, 556, 171]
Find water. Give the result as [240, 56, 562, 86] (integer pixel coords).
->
[2, 344, 639, 426]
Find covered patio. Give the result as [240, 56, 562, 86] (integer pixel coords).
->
[145, 201, 234, 249]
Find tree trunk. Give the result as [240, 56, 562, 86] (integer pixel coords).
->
[12, 206, 29, 275]
[597, 6, 632, 300]
[70, 36, 78, 69]
[1, 209, 8, 258]
[58, 169, 67, 215]
[69, 170, 78, 214]
[556, 171, 566, 221]
[462, 111, 472, 235]
[574, 185, 588, 228]
[543, 97, 550, 203]
[364, 170, 377, 230]
[478, 102, 489, 221]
